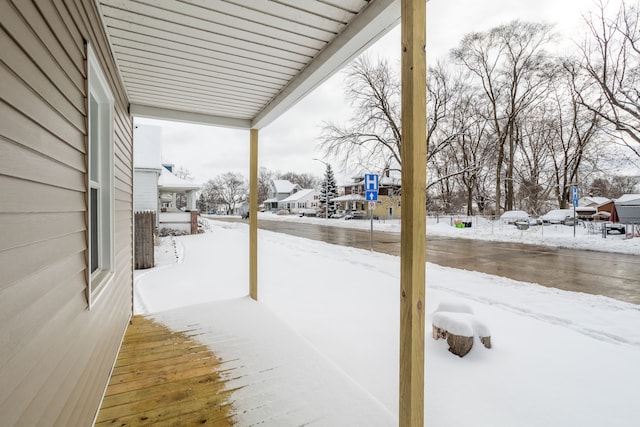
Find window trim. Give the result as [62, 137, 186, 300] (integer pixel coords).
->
[87, 43, 115, 310]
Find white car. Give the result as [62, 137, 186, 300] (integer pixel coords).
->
[500, 210, 531, 224]
[540, 209, 576, 225]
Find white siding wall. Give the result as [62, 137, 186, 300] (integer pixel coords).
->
[134, 170, 159, 212]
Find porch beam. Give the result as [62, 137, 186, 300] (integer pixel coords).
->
[399, 0, 426, 425]
[130, 104, 251, 129]
[249, 129, 258, 300]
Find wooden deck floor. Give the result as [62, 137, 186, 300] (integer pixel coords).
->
[95, 316, 236, 426]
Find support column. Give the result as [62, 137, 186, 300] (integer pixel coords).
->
[249, 129, 258, 300]
[399, 0, 426, 426]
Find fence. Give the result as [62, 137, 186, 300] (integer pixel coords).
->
[135, 211, 155, 269]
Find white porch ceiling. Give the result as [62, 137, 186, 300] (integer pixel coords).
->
[97, 0, 400, 129]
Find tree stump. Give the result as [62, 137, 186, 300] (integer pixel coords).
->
[446, 334, 474, 357]
[431, 309, 491, 357]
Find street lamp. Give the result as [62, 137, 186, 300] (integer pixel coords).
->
[313, 158, 329, 221]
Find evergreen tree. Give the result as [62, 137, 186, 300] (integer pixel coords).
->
[319, 164, 339, 216]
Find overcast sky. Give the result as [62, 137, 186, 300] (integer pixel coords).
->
[136, 0, 621, 185]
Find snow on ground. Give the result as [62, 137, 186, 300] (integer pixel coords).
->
[135, 216, 640, 426]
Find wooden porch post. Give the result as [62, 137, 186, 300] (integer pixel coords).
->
[249, 128, 258, 300]
[399, 0, 426, 425]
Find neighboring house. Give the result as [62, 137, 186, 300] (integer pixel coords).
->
[133, 124, 163, 217]
[133, 125, 200, 233]
[263, 179, 302, 212]
[342, 170, 402, 218]
[577, 195, 614, 219]
[1, 2, 413, 425]
[579, 196, 611, 207]
[278, 189, 319, 214]
[158, 166, 201, 233]
[233, 200, 249, 217]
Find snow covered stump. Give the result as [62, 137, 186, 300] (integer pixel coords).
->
[432, 302, 491, 357]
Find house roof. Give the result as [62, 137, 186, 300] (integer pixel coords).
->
[96, 0, 400, 129]
[331, 194, 366, 202]
[272, 180, 300, 194]
[580, 196, 611, 207]
[615, 194, 640, 205]
[158, 167, 201, 192]
[279, 189, 316, 203]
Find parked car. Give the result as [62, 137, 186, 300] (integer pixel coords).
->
[540, 209, 580, 226]
[500, 210, 531, 225]
[344, 211, 366, 220]
[298, 208, 317, 217]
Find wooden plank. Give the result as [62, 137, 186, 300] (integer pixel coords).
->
[250, 129, 258, 300]
[399, 0, 426, 426]
[96, 316, 234, 426]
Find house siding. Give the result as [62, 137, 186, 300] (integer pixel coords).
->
[0, 1, 133, 426]
[133, 170, 159, 213]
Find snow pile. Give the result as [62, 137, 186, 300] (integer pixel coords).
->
[134, 219, 640, 426]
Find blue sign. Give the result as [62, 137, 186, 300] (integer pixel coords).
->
[572, 186, 578, 199]
[364, 174, 379, 192]
[366, 190, 378, 201]
[573, 198, 578, 207]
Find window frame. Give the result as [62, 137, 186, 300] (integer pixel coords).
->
[87, 43, 115, 310]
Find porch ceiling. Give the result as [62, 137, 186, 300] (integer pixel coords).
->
[96, 0, 400, 129]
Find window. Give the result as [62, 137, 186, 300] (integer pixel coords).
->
[87, 44, 115, 308]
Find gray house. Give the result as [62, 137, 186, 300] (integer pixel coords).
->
[263, 179, 303, 212]
[0, 1, 427, 425]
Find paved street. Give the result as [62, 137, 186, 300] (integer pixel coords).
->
[209, 217, 640, 304]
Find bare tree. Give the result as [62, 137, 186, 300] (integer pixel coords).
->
[320, 55, 401, 174]
[545, 62, 604, 208]
[576, 0, 640, 158]
[257, 167, 274, 204]
[451, 20, 555, 213]
[202, 172, 247, 215]
[278, 171, 320, 189]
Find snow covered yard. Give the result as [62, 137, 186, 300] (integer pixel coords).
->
[254, 211, 640, 255]
[134, 219, 640, 426]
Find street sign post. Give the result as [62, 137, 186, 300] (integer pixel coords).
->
[365, 174, 379, 192]
[365, 174, 379, 252]
[572, 186, 578, 237]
